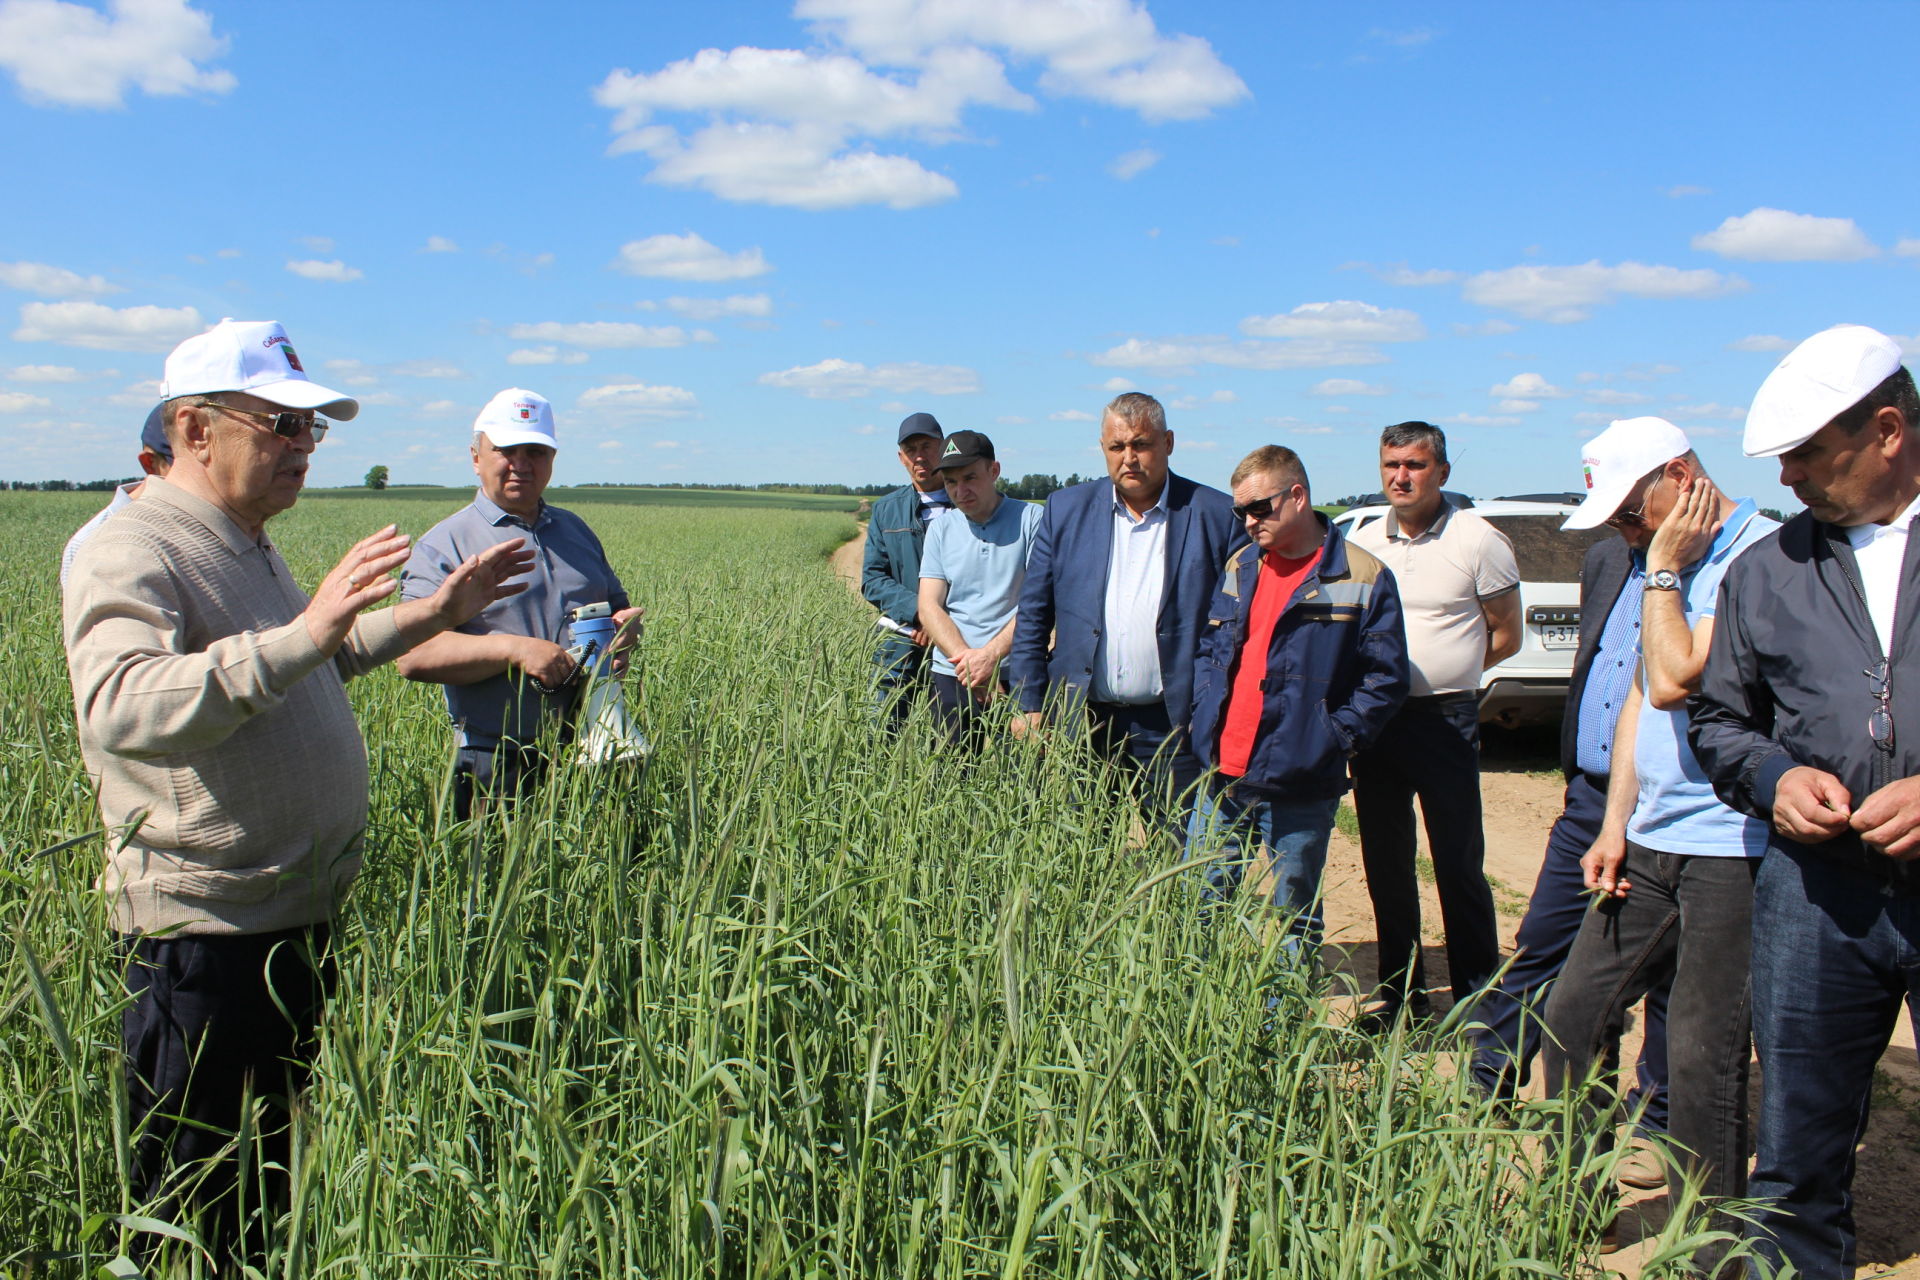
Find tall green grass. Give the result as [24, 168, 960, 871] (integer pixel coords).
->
[2, 491, 1754, 1277]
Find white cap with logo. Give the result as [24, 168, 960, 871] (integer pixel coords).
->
[1562, 417, 1694, 531]
[161, 318, 359, 419]
[1744, 324, 1905, 459]
[473, 387, 558, 450]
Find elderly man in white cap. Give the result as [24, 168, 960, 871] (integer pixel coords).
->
[61, 319, 534, 1263]
[397, 388, 642, 817]
[1539, 417, 1775, 1270]
[1690, 325, 1920, 1279]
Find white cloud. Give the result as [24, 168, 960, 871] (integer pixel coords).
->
[1691, 207, 1878, 262]
[612, 233, 771, 281]
[422, 235, 459, 253]
[1669, 402, 1748, 421]
[1309, 378, 1388, 396]
[1444, 413, 1522, 427]
[506, 346, 590, 366]
[506, 321, 695, 350]
[1461, 260, 1744, 322]
[1573, 410, 1616, 427]
[214, 247, 240, 259]
[1496, 399, 1540, 413]
[390, 359, 464, 379]
[0, 390, 51, 412]
[1451, 318, 1519, 337]
[593, 4, 1244, 210]
[1890, 334, 1920, 360]
[1108, 147, 1160, 180]
[0, 0, 233, 109]
[1099, 376, 1135, 392]
[576, 381, 699, 418]
[1727, 334, 1792, 353]
[757, 356, 980, 399]
[420, 399, 460, 415]
[1090, 336, 1390, 373]
[1371, 264, 1460, 287]
[651, 440, 681, 449]
[297, 235, 334, 254]
[105, 376, 160, 406]
[1240, 300, 1425, 342]
[1049, 408, 1097, 421]
[851, 423, 878, 434]
[1489, 372, 1568, 400]
[1583, 388, 1651, 405]
[0, 260, 119, 299]
[285, 258, 364, 282]
[5, 362, 89, 381]
[13, 300, 201, 350]
[658, 292, 773, 320]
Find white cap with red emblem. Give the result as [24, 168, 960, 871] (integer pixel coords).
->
[473, 387, 558, 450]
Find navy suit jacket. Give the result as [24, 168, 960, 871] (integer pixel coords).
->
[1008, 472, 1245, 728]
[1558, 534, 1633, 779]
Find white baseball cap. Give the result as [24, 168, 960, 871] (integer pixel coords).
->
[1744, 324, 1905, 458]
[160, 318, 358, 420]
[473, 388, 557, 449]
[1562, 417, 1694, 531]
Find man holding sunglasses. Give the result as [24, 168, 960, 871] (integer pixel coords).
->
[61, 318, 534, 1265]
[1691, 325, 1920, 1278]
[1186, 445, 1408, 958]
[1543, 417, 1774, 1271]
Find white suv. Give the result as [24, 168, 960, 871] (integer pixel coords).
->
[1331, 496, 1611, 727]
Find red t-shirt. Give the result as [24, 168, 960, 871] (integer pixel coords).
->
[1217, 548, 1323, 778]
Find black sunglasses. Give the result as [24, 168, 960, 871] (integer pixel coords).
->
[1232, 487, 1295, 522]
[212, 402, 329, 443]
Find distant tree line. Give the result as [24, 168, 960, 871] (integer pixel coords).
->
[7, 478, 137, 492]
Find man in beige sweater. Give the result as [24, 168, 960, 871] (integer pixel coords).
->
[62, 318, 532, 1261]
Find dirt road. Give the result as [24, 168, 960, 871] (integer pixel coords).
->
[833, 527, 1920, 1276]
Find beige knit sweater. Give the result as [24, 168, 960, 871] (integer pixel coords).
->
[62, 478, 408, 935]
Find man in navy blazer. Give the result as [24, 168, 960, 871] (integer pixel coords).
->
[1008, 392, 1245, 837]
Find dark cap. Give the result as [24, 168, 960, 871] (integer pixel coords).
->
[141, 402, 172, 460]
[897, 411, 943, 444]
[936, 429, 995, 470]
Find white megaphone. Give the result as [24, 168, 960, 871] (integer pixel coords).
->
[565, 602, 650, 766]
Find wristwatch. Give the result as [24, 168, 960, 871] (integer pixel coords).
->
[1646, 569, 1683, 592]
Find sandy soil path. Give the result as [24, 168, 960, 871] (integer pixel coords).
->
[835, 526, 1920, 1276]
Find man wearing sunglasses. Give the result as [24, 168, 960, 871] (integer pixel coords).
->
[1543, 417, 1775, 1271]
[398, 388, 642, 818]
[1691, 325, 1920, 1279]
[61, 318, 534, 1266]
[1008, 392, 1244, 843]
[1186, 445, 1408, 957]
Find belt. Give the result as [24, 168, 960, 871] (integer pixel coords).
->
[1405, 691, 1478, 708]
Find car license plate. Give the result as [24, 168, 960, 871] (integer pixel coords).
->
[1540, 624, 1578, 649]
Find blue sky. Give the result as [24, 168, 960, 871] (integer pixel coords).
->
[2, 0, 1917, 502]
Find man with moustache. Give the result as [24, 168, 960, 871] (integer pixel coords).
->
[1691, 325, 1920, 1278]
[61, 319, 533, 1263]
[861, 411, 950, 730]
[1008, 392, 1244, 838]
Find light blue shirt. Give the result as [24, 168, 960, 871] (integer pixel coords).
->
[918, 495, 1043, 678]
[1093, 480, 1169, 705]
[1576, 558, 1644, 777]
[1628, 499, 1778, 858]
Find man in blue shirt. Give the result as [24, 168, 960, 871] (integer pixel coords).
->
[919, 430, 1042, 744]
[1542, 417, 1777, 1270]
[399, 388, 641, 817]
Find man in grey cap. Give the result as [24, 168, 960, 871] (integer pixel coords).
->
[861, 411, 949, 730]
[59, 402, 174, 587]
[1691, 324, 1920, 1278]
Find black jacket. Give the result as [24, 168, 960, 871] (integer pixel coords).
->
[1559, 535, 1634, 780]
[1688, 511, 1920, 890]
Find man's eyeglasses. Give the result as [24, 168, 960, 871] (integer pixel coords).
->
[211, 402, 329, 443]
[1605, 488, 1653, 530]
[1867, 659, 1895, 750]
[1232, 487, 1296, 522]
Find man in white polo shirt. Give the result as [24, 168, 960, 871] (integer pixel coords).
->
[1349, 421, 1521, 1021]
[1542, 418, 1776, 1272]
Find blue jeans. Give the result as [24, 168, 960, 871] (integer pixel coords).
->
[1746, 842, 1920, 1279]
[1186, 782, 1341, 952]
[1470, 771, 1671, 1133]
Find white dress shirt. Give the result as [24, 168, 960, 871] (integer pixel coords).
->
[1846, 491, 1920, 656]
[1093, 480, 1169, 704]
[60, 482, 139, 589]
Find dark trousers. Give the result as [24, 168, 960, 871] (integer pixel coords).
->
[874, 640, 932, 733]
[1746, 843, 1920, 1279]
[1087, 699, 1204, 847]
[1352, 693, 1501, 1005]
[1470, 771, 1672, 1132]
[453, 744, 547, 821]
[932, 673, 1002, 748]
[120, 925, 335, 1264]
[1544, 846, 1758, 1267]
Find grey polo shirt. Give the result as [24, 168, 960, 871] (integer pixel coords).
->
[400, 491, 628, 750]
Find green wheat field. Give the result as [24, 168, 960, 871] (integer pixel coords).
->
[1, 490, 1748, 1278]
